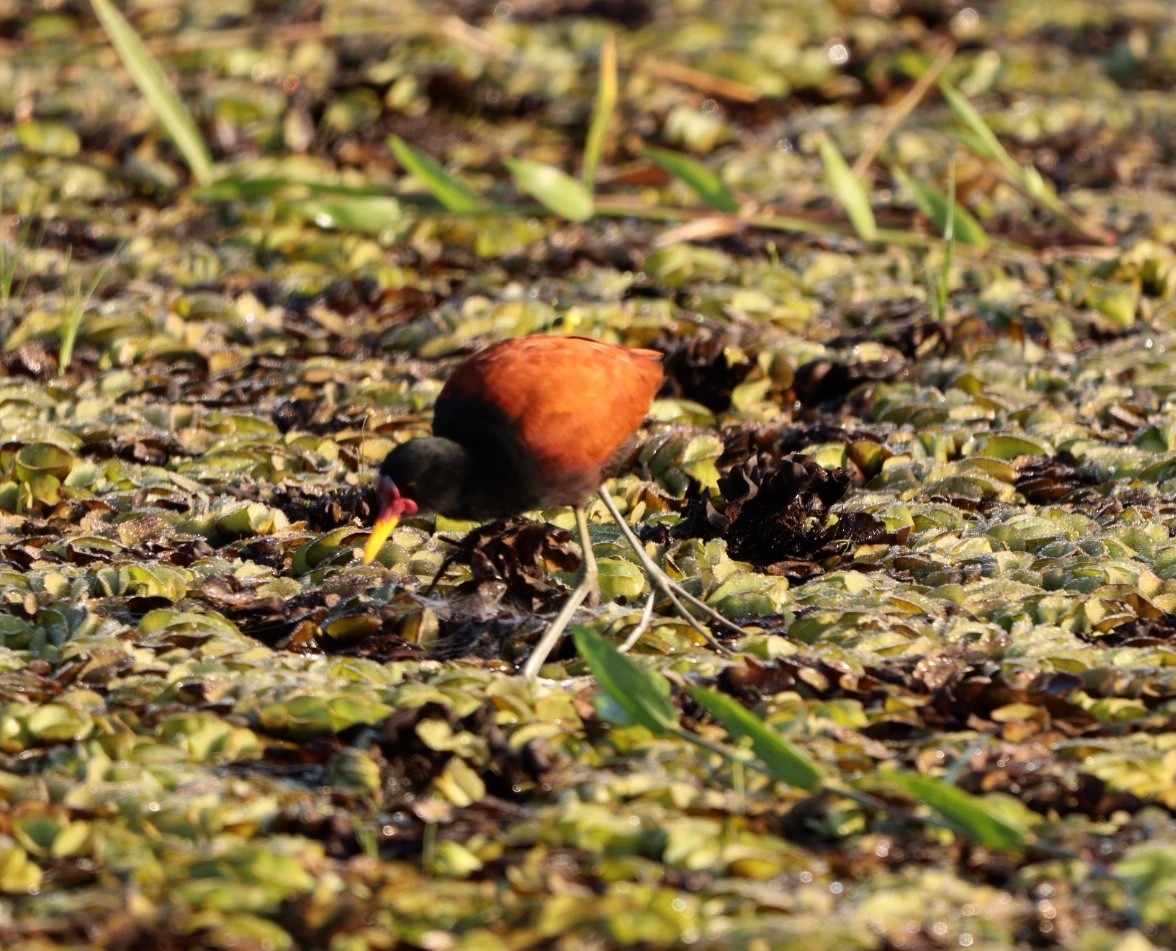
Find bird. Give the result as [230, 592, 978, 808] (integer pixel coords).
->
[363, 334, 735, 678]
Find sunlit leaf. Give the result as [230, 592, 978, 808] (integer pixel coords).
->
[433, 756, 486, 807]
[284, 196, 404, 232]
[1116, 843, 1176, 927]
[505, 159, 594, 222]
[0, 841, 42, 893]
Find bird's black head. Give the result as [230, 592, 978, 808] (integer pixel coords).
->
[364, 438, 470, 564]
[376, 438, 469, 517]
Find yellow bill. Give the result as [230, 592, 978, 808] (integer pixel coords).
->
[363, 509, 400, 564]
[363, 476, 419, 564]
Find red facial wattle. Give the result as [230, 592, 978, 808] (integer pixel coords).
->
[362, 476, 419, 564]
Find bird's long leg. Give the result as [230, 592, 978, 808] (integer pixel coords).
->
[618, 592, 656, 653]
[597, 485, 740, 652]
[521, 504, 597, 680]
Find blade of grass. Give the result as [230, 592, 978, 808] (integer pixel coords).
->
[923, 161, 958, 322]
[894, 168, 988, 249]
[818, 135, 876, 240]
[938, 80, 1012, 169]
[90, 0, 214, 184]
[59, 243, 121, 375]
[644, 148, 739, 213]
[284, 196, 405, 233]
[0, 184, 42, 307]
[195, 177, 389, 202]
[573, 627, 678, 733]
[688, 686, 824, 791]
[888, 771, 1031, 852]
[505, 159, 594, 222]
[939, 80, 1111, 243]
[388, 135, 485, 213]
[852, 42, 955, 178]
[582, 33, 617, 193]
[937, 162, 956, 318]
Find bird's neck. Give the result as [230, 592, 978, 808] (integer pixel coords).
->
[429, 435, 552, 520]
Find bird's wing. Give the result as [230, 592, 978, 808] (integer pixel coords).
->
[438, 336, 664, 481]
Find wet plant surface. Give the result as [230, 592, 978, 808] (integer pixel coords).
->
[2, 1, 1176, 948]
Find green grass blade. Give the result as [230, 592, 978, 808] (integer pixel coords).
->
[284, 196, 404, 233]
[938, 161, 956, 317]
[888, 771, 1030, 851]
[573, 627, 678, 733]
[58, 304, 84, 375]
[195, 177, 388, 202]
[388, 135, 484, 213]
[58, 251, 116, 375]
[938, 80, 1015, 172]
[645, 148, 739, 213]
[582, 33, 617, 193]
[0, 184, 41, 306]
[818, 135, 876, 240]
[1019, 164, 1066, 209]
[948, 127, 996, 161]
[90, 0, 214, 184]
[688, 686, 824, 791]
[505, 159, 594, 222]
[895, 168, 988, 249]
[940, 82, 1107, 243]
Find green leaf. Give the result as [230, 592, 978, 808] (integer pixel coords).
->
[573, 627, 678, 733]
[195, 177, 387, 202]
[644, 148, 739, 213]
[888, 771, 1030, 851]
[688, 686, 824, 791]
[90, 0, 214, 184]
[817, 135, 876, 240]
[582, 33, 617, 193]
[895, 169, 989, 249]
[388, 135, 484, 213]
[505, 159, 594, 222]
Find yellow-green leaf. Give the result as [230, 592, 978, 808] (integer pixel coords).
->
[506, 159, 594, 222]
[895, 168, 989, 249]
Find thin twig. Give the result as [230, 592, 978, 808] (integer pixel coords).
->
[635, 58, 760, 103]
[852, 42, 956, 178]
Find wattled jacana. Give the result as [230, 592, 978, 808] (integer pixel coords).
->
[363, 334, 733, 678]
